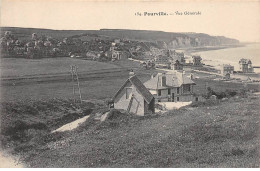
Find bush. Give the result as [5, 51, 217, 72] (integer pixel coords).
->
[206, 87, 246, 100]
[190, 99, 220, 107]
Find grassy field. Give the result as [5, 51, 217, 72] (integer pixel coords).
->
[0, 57, 120, 78]
[1, 94, 259, 167]
[0, 58, 155, 102]
[1, 65, 259, 103]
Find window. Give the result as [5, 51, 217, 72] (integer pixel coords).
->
[168, 89, 171, 95]
[158, 99, 161, 102]
[126, 88, 132, 99]
[177, 87, 180, 94]
[158, 90, 161, 96]
[196, 97, 199, 102]
[177, 97, 179, 101]
[183, 84, 191, 93]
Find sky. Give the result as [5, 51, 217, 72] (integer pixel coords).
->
[1, 0, 260, 42]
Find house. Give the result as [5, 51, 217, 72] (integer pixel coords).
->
[111, 50, 129, 61]
[112, 72, 155, 116]
[192, 55, 202, 66]
[154, 55, 169, 65]
[169, 50, 186, 64]
[86, 51, 100, 60]
[144, 72, 196, 102]
[220, 64, 234, 79]
[239, 58, 254, 73]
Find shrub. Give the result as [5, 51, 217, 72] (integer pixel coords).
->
[190, 99, 220, 107]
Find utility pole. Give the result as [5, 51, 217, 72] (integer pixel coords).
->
[70, 65, 82, 103]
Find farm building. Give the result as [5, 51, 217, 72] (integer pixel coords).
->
[112, 72, 155, 116]
[144, 72, 196, 102]
[239, 58, 254, 73]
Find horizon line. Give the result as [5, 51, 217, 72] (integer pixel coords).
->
[2, 26, 260, 43]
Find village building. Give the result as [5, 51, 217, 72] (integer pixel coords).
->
[169, 50, 186, 64]
[144, 72, 196, 102]
[192, 55, 202, 66]
[239, 58, 254, 73]
[112, 72, 155, 116]
[220, 64, 234, 79]
[154, 55, 169, 66]
[111, 50, 129, 61]
[86, 51, 100, 60]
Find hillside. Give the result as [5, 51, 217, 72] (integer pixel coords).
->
[1, 94, 259, 167]
[0, 27, 240, 48]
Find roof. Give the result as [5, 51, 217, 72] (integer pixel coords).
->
[192, 55, 202, 59]
[239, 58, 252, 64]
[223, 64, 234, 68]
[112, 75, 154, 104]
[144, 72, 195, 90]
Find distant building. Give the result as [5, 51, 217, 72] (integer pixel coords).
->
[86, 51, 100, 60]
[112, 72, 155, 116]
[154, 55, 169, 65]
[169, 50, 186, 64]
[221, 64, 234, 79]
[144, 72, 196, 102]
[111, 50, 129, 61]
[239, 58, 254, 73]
[192, 55, 202, 66]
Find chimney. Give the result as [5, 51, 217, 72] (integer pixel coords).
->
[129, 70, 135, 77]
[161, 73, 166, 86]
[190, 74, 194, 80]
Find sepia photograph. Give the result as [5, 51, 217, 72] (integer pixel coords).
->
[0, 0, 259, 168]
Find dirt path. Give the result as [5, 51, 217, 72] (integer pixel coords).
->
[0, 151, 24, 168]
[52, 115, 90, 133]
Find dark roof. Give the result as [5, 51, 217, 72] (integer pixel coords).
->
[112, 75, 154, 104]
[144, 72, 195, 90]
[239, 58, 252, 64]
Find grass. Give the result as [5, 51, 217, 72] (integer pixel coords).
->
[0, 57, 156, 102]
[1, 95, 259, 167]
[0, 57, 120, 78]
[0, 99, 95, 152]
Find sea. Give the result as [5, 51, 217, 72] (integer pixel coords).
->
[191, 43, 260, 73]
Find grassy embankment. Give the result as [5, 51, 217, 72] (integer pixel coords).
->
[0, 94, 259, 167]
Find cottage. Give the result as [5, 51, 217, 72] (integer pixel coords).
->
[192, 55, 202, 66]
[112, 72, 155, 116]
[221, 64, 234, 79]
[144, 72, 196, 102]
[239, 58, 254, 73]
